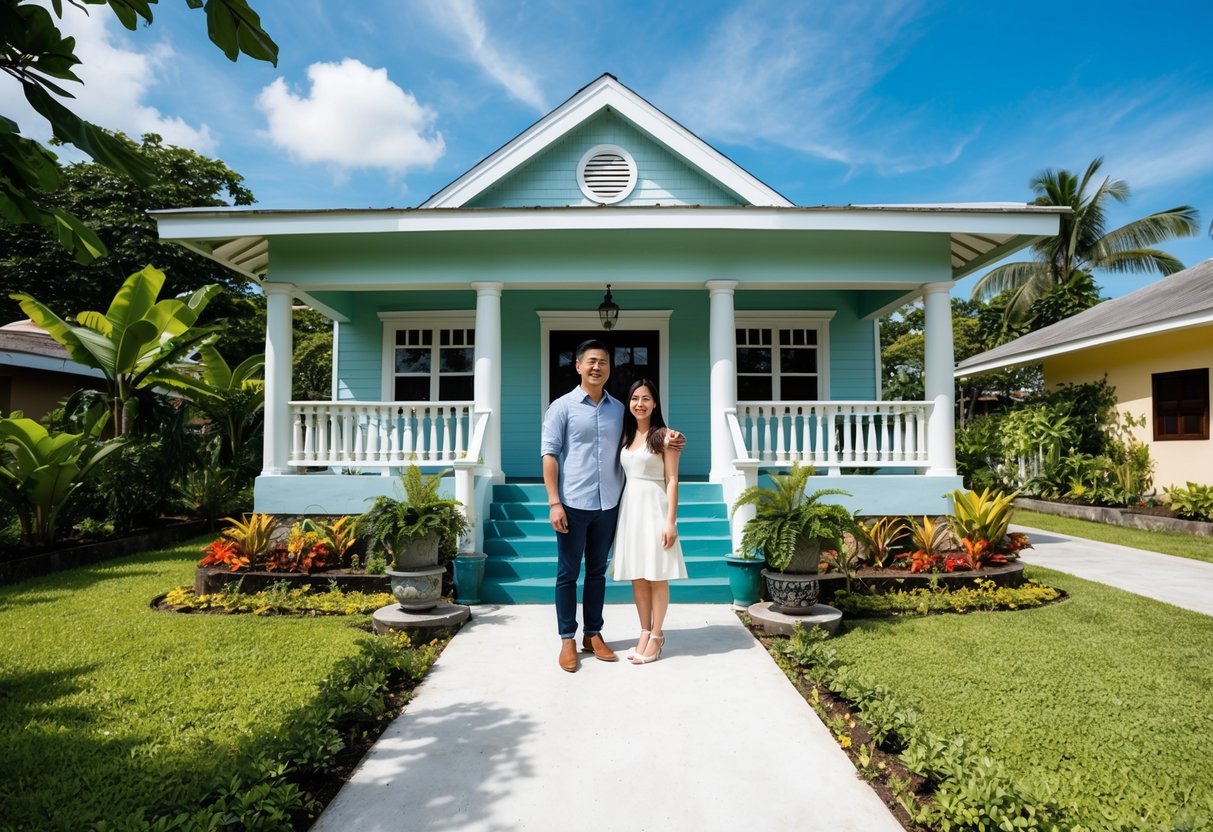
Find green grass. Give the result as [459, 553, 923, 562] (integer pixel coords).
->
[0, 539, 384, 831]
[829, 566, 1213, 826]
[1015, 508, 1213, 563]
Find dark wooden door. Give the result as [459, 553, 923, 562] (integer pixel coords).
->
[548, 330, 660, 404]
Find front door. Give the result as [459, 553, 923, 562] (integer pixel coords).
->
[548, 330, 660, 404]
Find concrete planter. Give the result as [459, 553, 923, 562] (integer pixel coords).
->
[388, 566, 446, 611]
[1014, 498, 1213, 536]
[392, 531, 442, 570]
[194, 567, 389, 596]
[762, 569, 820, 614]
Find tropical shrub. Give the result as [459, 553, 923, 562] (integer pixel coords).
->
[832, 579, 1063, 618]
[0, 409, 122, 545]
[1164, 483, 1213, 522]
[852, 516, 908, 568]
[355, 466, 470, 566]
[949, 488, 1018, 551]
[731, 462, 855, 571]
[199, 515, 361, 574]
[907, 515, 952, 557]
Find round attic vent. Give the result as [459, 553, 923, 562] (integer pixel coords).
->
[577, 144, 637, 204]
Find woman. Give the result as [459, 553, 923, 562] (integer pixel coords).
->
[611, 378, 687, 664]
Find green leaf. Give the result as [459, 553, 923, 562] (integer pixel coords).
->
[23, 85, 156, 185]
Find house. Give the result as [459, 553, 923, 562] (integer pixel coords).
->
[153, 74, 1061, 601]
[956, 258, 1213, 491]
[0, 319, 105, 420]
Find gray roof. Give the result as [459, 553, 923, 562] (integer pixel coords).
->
[956, 257, 1213, 375]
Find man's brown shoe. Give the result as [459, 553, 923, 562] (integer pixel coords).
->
[582, 633, 618, 662]
[559, 638, 579, 673]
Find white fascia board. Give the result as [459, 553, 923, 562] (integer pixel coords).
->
[954, 311, 1213, 377]
[422, 76, 792, 208]
[0, 349, 105, 377]
[153, 205, 1061, 241]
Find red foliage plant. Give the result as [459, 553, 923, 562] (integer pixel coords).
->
[198, 539, 248, 572]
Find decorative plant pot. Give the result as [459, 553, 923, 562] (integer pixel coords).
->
[762, 568, 820, 615]
[392, 531, 442, 570]
[785, 537, 823, 574]
[725, 556, 765, 609]
[453, 553, 488, 605]
[387, 566, 445, 611]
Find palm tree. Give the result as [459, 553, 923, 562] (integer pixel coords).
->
[972, 157, 1200, 326]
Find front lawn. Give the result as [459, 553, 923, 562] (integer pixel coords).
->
[826, 565, 1213, 827]
[1014, 509, 1213, 563]
[0, 539, 418, 831]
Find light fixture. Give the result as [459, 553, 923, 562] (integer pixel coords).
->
[597, 284, 619, 330]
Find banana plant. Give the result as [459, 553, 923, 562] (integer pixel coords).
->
[173, 345, 265, 464]
[0, 410, 123, 546]
[10, 265, 219, 435]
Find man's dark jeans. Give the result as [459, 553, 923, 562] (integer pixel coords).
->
[555, 504, 619, 639]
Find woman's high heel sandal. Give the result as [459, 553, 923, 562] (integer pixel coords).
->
[630, 634, 664, 665]
[626, 630, 651, 660]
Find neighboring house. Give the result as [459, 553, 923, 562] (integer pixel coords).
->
[152, 74, 1060, 599]
[0, 319, 105, 420]
[956, 258, 1213, 491]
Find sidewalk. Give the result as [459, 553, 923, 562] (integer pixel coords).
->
[1013, 524, 1213, 616]
[312, 603, 903, 832]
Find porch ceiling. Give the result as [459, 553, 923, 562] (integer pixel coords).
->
[153, 204, 1064, 282]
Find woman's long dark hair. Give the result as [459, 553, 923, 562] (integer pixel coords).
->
[621, 378, 668, 454]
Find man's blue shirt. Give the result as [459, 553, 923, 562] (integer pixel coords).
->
[540, 386, 625, 511]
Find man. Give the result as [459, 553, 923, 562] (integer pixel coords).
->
[540, 339, 682, 673]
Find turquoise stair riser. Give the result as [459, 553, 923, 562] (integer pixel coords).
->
[482, 480, 733, 604]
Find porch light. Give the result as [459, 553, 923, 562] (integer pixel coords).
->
[598, 284, 620, 330]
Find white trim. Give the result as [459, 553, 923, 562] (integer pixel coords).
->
[874, 318, 883, 400]
[577, 144, 638, 204]
[379, 312, 477, 401]
[735, 311, 835, 399]
[422, 75, 790, 208]
[330, 318, 339, 401]
[954, 310, 1213, 377]
[154, 204, 1062, 240]
[536, 310, 672, 417]
[0, 349, 105, 378]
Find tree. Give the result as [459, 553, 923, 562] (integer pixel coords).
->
[971, 157, 1200, 327]
[12, 265, 219, 434]
[0, 133, 255, 326]
[1, 0, 276, 262]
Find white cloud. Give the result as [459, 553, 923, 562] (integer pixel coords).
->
[655, 0, 969, 174]
[256, 59, 445, 176]
[0, 1, 214, 154]
[420, 0, 548, 112]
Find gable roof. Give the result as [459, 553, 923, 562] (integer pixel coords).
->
[955, 258, 1213, 376]
[421, 73, 792, 208]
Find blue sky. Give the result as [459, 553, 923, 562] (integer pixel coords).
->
[4, 0, 1212, 298]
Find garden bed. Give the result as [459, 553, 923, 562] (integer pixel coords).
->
[194, 566, 390, 596]
[815, 560, 1024, 601]
[1014, 497, 1213, 536]
[0, 518, 210, 585]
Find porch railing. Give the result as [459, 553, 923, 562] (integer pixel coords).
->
[727, 400, 932, 472]
[288, 401, 479, 468]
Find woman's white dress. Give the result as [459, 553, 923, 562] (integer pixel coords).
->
[611, 444, 688, 582]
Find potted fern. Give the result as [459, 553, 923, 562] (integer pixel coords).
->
[355, 466, 469, 610]
[731, 462, 854, 614]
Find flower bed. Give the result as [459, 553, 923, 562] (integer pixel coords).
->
[815, 560, 1025, 602]
[1014, 497, 1213, 536]
[194, 566, 388, 596]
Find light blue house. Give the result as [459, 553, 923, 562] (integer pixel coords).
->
[154, 75, 1061, 602]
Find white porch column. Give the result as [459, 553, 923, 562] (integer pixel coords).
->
[472, 281, 502, 476]
[707, 280, 739, 482]
[922, 281, 957, 475]
[262, 282, 295, 475]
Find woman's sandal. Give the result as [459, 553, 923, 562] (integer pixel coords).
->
[630, 634, 664, 665]
[625, 630, 651, 660]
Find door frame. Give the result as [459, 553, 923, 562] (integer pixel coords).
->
[537, 310, 672, 417]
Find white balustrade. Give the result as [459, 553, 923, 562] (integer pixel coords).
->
[288, 401, 478, 468]
[729, 401, 932, 471]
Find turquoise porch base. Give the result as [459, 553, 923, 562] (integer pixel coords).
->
[804, 474, 965, 517]
[253, 472, 456, 515]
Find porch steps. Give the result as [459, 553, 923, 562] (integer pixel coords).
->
[479, 481, 734, 604]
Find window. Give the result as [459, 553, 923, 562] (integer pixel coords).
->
[735, 313, 831, 401]
[387, 323, 475, 402]
[1153, 368, 1209, 441]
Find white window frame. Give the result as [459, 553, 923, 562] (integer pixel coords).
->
[734, 311, 834, 401]
[379, 312, 476, 402]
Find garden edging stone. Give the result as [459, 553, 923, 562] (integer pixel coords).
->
[0, 519, 209, 586]
[1015, 498, 1213, 536]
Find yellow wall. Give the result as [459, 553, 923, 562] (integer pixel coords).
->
[1044, 325, 1213, 490]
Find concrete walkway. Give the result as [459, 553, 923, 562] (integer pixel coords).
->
[1013, 524, 1213, 616]
[312, 603, 903, 832]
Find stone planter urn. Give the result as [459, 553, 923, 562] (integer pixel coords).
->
[392, 531, 441, 570]
[761, 569, 820, 614]
[388, 565, 446, 611]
